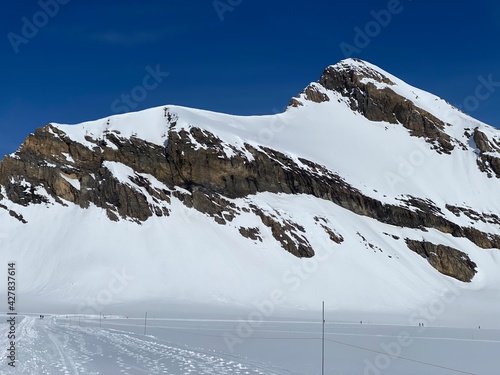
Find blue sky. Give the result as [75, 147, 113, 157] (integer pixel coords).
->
[1, 0, 500, 156]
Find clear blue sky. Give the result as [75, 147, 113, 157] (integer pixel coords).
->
[1, 0, 499, 157]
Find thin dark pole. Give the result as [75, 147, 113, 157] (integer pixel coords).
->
[322, 301, 325, 375]
[144, 312, 148, 335]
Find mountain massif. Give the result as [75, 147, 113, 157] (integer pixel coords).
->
[1, 59, 500, 319]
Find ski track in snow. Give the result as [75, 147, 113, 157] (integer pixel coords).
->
[0, 316, 294, 375]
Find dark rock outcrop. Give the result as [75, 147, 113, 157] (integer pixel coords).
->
[405, 239, 477, 282]
[239, 227, 262, 242]
[473, 128, 500, 178]
[251, 205, 314, 258]
[290, 83, 330, 106]
[0, 124, 171, 222]
[446, 204, 500, 226]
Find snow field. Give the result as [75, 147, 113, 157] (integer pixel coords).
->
[1, 314, 498, 374]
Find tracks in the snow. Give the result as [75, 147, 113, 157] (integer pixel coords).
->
[67, 324, 291, 375]
[0, 315, 294, 374]
[46, 327, 80, 375]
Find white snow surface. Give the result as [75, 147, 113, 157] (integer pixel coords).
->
[0, 314, 498, 374]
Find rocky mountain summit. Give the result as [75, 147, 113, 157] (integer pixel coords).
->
[1, 59, 500, 310]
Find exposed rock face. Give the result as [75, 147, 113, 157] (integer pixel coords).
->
[405, 239, 477, 282]
[239, 227, 262, 242]
[0, 203, 26, 223]
[0, 125, 170, 222]
[290, 83, 330, 106]
[251, 205, 314, 258]
[446, 204, 500, 226]
[473, 128, 500, 178]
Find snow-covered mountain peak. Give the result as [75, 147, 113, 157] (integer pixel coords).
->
[329, 58, 397, 84]
[1, 60, 500, 318]
[292, 59, 479, 133]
